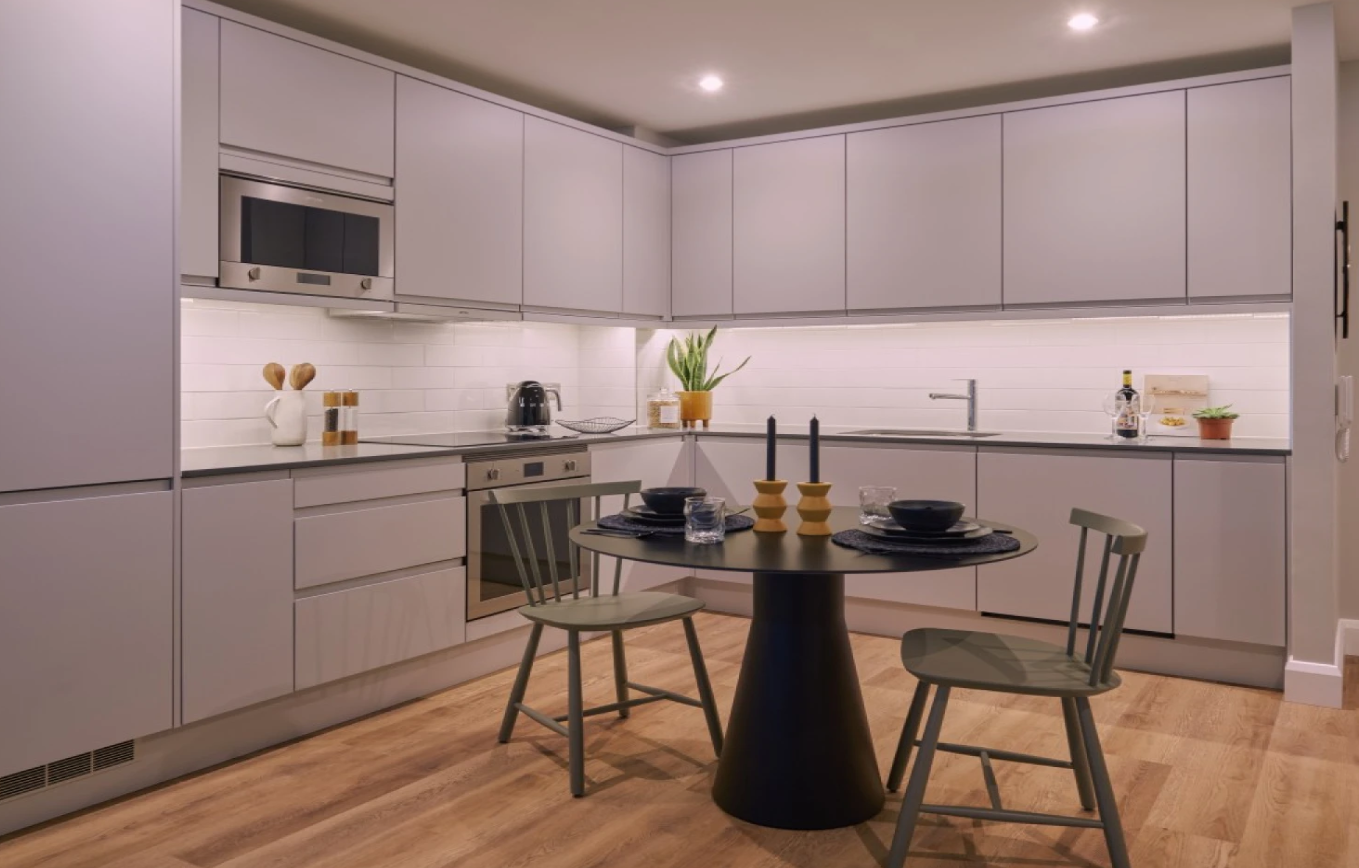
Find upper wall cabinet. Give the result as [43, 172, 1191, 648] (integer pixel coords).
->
[1188, 77, 1292, 300]
[734, 136, 847, 316]
[847, 116, 1002, 312]
[672, 150, 734, 318]
[181, 9, 220, 282]
[1003, 91, 1186, 306]
[396, 77, 523, 308]
[523, 118, 624, 314]
[220, 21, 395, 177]
[2, 0, 174, 493]
[622, 147, 671, 318]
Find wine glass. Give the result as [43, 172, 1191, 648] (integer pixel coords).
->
[1101, 392, 1129, 441]
[1137, 393, 1156, 443]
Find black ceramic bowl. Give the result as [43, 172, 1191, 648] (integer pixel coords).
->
[888, 499, 966, 532]
[640, 486, 708, 515]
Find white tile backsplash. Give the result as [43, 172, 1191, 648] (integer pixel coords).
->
[636, 314, 1292, 439]
[180, 300, 637, 447]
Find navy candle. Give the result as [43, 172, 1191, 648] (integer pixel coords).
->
[809, 416, 820, 483]
[766, 415, 777, 481]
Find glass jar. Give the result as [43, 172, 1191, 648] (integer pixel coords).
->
[647, 387, 681, 429]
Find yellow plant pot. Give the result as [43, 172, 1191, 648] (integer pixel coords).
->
[678, 390, 714, 429]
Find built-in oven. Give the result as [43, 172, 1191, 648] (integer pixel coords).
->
[219, 174, 394, 300]
[466, 448, 592, 620]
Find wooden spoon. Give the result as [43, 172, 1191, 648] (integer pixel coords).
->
[290, 363, 317, 390]
[262, 362, 286, 390]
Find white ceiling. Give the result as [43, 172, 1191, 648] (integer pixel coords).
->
[214, 0, 1359, 143]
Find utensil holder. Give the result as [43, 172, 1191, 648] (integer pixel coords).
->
[796, 482, 833, 537]
[751, 480, 789, 533]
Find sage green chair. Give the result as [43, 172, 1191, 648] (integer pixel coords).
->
[885, 508, 1148, 868]
[491, 480, 723, 797]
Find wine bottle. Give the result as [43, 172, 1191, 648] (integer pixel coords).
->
[1115, 370, 1140, 440]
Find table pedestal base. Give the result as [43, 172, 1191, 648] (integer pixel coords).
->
[712, 572, 885, 829]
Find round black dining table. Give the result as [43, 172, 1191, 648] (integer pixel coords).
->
[570, 506, 1037, 830]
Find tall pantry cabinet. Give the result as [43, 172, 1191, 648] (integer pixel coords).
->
[0, 0, 176, 776]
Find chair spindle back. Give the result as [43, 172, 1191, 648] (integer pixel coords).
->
[1061, 508, 1149, 688]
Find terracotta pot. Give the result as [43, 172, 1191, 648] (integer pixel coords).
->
[1197, 418, 1235, 440]
[677, 390, 713, 429]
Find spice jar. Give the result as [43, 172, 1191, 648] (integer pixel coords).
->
[647, 388, 681, 429]
[340, 391, 360, 444]
[322, 391, 343, 446]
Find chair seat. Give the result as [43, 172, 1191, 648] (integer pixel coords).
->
[519, 591, 705, 631]
[900, 628, 1120, 697]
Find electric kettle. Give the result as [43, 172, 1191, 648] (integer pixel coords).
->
[506, 380, 561, 431]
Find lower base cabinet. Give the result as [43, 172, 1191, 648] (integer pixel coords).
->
[295, 566, 467, 689]
[977, 449, 1174, 633]
[182, 477, 295, 724]
[0, 490, 173, 775]
[1173, 457, 1286, 646]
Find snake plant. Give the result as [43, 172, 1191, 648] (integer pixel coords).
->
[666, 326, 750, 392]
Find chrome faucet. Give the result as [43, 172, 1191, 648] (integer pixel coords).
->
[929, 379, 979, 432]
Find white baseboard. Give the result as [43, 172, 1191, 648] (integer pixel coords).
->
[1283, 621, 1348, 708]
[1342, 618, 1359, 657]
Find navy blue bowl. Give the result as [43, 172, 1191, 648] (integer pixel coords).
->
[640, 486, 707, 515]
[888, 499, 965, 532]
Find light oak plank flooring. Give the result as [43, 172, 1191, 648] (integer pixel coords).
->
[2, 612, 1356, 868]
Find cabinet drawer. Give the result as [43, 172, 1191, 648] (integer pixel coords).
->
[293, 460, 465, 507]
[295, 566, 466, 689]
[295, 496, 466, 589]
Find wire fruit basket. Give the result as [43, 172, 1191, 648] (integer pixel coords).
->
[555, 417, 636, 435]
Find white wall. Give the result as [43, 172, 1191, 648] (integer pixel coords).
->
[1338, 59, 1359, 622]
[181, 299, 636, 447]
[639, 314, 1291, 438]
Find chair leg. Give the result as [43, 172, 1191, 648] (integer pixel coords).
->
[887, 681, 931, 793]
[1076, 697, 1132, 868]
[887, 685, 951, 868]
[682, 617, 724, 757]
[498, 622, 544, 743]
[567, 631, 586, 797]
[611, 631, 630, 719]
[1062, 696, 1097, 812]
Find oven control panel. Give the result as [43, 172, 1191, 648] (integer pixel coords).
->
[465, 449, 592, 490]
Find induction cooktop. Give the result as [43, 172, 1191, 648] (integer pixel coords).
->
[360, 430, 580, 449]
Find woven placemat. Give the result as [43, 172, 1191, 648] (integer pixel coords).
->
[598, 513, 755, 536]
[832, 528, 1021, 557]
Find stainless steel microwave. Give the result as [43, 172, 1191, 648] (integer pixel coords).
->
[219, 174, 394, 300]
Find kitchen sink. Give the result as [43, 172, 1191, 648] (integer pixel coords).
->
[842, 428, 1003, 439]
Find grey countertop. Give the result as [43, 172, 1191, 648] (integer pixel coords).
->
[181, 424, 1290, 478]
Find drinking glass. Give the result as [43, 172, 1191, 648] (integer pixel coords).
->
[1137, 393, 1156, 443]
[859, 485, 897, 525]
[685, 496, 727, 544]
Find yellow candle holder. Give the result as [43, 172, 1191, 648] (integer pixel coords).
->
[796, 482, 833, 537]
[751, 479, 789, 533]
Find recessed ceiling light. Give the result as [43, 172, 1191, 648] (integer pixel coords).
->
[1068, 13, 1099, 31]
[698, 74, 724, 93]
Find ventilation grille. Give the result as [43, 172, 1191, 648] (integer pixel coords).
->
[0, 740, 135, 803]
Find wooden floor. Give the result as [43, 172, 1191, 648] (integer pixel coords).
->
[3, 611, 1357, 868]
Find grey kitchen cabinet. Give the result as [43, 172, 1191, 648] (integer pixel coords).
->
[822, 445, 978, 611]
[671, 150, 734, 318]
[734, 136, 847, 315]
[395, 76, 523, 307]
[1, 0, 174, 493]
[182, 478, 295, 724]
[295, 495, 467, 590]
[1003, 91, 1186, 306]
[0, 490, 172, 776]
[181, 8, 220, 281]
[976, 449, 1173, 633]
[220, 20, 395, 177]
[1173, 457, 1286, 646]
[590, 438, 692, 592]
[847, 116, 1002, 311]
[295, 566, 467, 689]
[1188, 77, 1292, 300]
[622, 146, 671, 317]
[523, 117, 623, 314]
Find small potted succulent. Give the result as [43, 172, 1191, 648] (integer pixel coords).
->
[666, 326, 750, 429]
[1193, 405, 1239, 440]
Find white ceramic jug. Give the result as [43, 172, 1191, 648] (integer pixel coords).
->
[264, 391, 307, 446]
